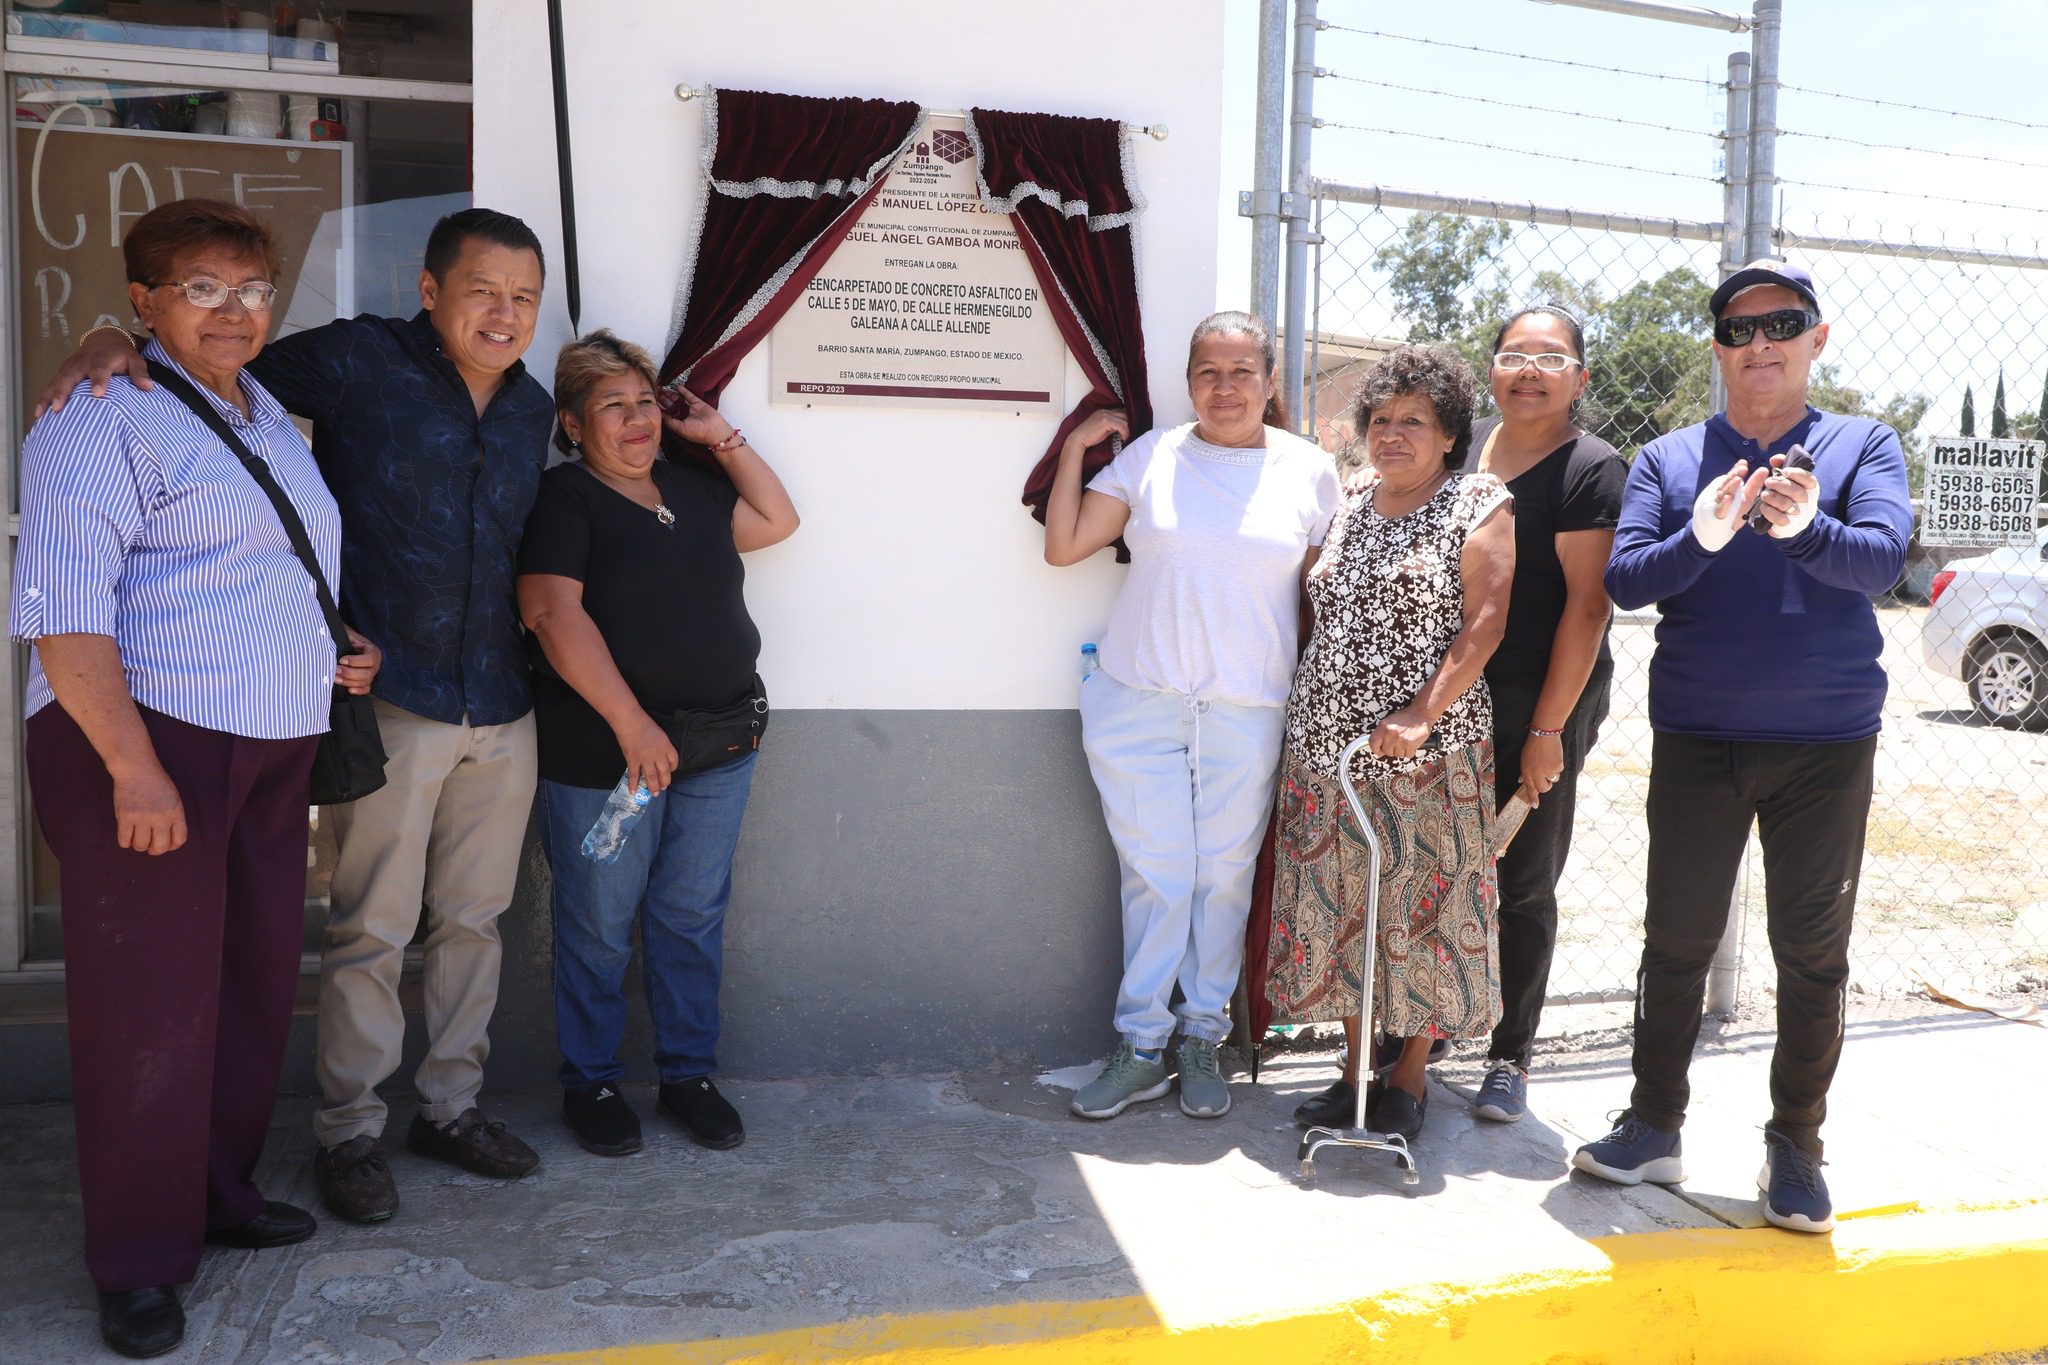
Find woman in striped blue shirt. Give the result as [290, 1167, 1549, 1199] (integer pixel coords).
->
[8, 199, 380, 1360]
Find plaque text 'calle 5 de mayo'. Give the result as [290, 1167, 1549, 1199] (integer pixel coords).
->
[770, 117, 1064, 414]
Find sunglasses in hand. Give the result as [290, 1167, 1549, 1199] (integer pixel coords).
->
[1714, 308, 1819, 348]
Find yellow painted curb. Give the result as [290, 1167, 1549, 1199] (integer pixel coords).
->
[502, 1202, 2048, 1365]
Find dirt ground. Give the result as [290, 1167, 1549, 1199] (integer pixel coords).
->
[1556, 605, 2048, 1004]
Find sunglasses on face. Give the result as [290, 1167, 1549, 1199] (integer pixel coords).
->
[148, 278, 279, 311]
[1713, 308, 1818, 348]
[1493, 351, 1581, 374]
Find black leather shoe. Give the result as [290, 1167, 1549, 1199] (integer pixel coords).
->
[97, 1286, 183, 1359]
[658, 1077, 744, 1149]
[564, 1083, 644, 1156]
[205, 1199, 317, 1249]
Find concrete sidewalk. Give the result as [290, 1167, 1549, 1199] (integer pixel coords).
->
[2, 997, 2045, 1364]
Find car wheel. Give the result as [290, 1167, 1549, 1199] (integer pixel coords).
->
[1967, 635, 2048, 728]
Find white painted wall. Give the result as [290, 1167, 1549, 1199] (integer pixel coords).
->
[476, 0, 1226, 708]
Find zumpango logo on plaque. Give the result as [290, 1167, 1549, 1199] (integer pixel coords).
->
[770, 116, 1064, 413]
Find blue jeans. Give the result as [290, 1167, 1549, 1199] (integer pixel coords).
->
[1079, 671, 1286, 1048]
[538, 753, 757, 1089]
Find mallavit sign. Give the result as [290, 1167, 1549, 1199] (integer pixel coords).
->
[1921, 437, 2043, 548]
[770, 116, 1063, 413]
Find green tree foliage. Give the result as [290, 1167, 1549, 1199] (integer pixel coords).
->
[1371, 213, 1513, 375]
[1364, 213, 1931, 466]
[1808, 366, 1933, 495]
[1992, 370, 2009, 438]
[1585, 269, 1714, 454]
[1961, 385, 1975, 437]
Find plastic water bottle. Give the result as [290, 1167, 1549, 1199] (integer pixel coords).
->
[1081, 642, 1100, 681]
[582, 773, 653, 863]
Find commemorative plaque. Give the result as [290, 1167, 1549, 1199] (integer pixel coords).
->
[770, 116, 1063, 413]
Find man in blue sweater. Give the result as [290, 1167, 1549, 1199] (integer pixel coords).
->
[1569, 261, 1912, 1233]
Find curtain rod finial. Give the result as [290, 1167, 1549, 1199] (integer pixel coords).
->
[676, 83, 704, 102]
[1141, 123, 1168, 141]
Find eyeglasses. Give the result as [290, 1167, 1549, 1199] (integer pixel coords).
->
[1713, 308, 1818, 348]
[147, 278, 278, 311]
[1493, 351, 1582, 374]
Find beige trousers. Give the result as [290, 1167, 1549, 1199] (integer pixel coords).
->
[314, 699, 538, 1147]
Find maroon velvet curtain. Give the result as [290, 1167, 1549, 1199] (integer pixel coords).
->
[967, 108, 1152, 557]
[658, 89, 921, 457]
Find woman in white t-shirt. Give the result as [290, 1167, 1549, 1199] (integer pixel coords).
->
[1044, 310, 1339, 1122]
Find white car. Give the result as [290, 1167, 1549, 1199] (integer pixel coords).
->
[1922, 525, 2048, 727]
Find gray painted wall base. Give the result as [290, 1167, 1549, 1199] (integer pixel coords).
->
[1, 710, 1130, 1103]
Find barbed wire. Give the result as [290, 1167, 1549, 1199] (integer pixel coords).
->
[1319, 123, 1722, 185]
[1325, 24, 2048, 135]
[1782, 84, 2048, 134]
[1321, 25, 1720, 88]
[1324, 74, 1718, 141]
[1778, 178, 2048, 218]
[1783, 128, 2048, 173]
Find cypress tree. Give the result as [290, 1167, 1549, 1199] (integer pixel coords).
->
[1993, 369, 2009, 438]
[1962, 385, 1975, 437]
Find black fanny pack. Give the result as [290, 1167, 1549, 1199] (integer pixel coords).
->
[657, 675, 770, 777]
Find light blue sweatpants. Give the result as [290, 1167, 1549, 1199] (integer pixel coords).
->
[1079, 670, 1288, 1048]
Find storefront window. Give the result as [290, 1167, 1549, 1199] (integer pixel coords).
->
[4, 2, 471, 84]
[5, 5, 471, 968]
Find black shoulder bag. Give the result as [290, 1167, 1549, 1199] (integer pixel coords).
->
[147, 360, 388, 805]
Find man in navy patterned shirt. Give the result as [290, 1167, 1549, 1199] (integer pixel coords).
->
[49, 208, 557, 1224]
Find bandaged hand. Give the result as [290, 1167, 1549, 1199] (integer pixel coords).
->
[1756, 458, 1819, 540]
[1691, 461, 1768, 552]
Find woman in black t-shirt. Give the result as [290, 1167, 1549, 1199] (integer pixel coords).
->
[1468, 306, 1626, 1125]
[517, 330, 798, 1159]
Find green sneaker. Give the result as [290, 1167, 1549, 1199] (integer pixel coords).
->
[1070, 1043, 1172, 1119]
[1177, 1037, 1231, 1118]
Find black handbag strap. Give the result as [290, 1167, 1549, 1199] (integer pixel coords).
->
[146, 359, 350, 658]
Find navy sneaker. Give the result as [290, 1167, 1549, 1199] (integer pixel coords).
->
[1758, 1133, 1834, 1233]
[1473, 1063, 1528, 1123]
[1571, 1110, 1685, 1185]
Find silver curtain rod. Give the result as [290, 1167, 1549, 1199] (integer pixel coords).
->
[671, 84, 1168, 140]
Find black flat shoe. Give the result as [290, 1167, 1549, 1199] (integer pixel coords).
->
[204, 1199, 317, 1249]
[659, 1077, 744, 1149]
[97, 1286, 183, 1359]
[1293, 1079, 1357, 1127]
[1376, 1083, 1428, 1140]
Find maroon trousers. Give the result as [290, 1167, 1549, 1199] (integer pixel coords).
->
[27, 704, 318, 1293]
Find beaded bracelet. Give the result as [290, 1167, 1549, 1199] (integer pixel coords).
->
[1528, 725, 1564, 739]
[710, 428, 746, 454]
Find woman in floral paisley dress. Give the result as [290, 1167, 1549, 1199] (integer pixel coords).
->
[1267, 345, 1515, 1140]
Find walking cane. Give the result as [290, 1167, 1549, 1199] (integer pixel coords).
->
[1297, 732, 1421, 1186]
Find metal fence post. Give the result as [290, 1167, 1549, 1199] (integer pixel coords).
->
[1703, 49, 1751, 1019]
[1281, 0, 1320, 431]
[1248, 0, 1288, 329]
[1744, 0, 1782, 262]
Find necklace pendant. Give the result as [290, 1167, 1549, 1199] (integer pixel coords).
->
[654, 502, 676, 527]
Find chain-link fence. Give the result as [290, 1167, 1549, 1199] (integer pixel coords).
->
[1306, 194, 2048, 1006]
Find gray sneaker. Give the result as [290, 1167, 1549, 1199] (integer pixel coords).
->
[1176, 1038, 1231, 1118]
[1070, 1043, 1172, 1119]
